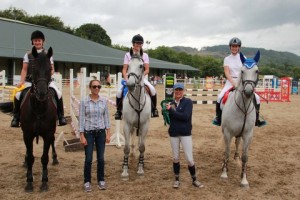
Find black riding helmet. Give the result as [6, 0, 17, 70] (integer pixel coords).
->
[31, 30, 45, 45]
[132, 34, 144, 44]
[229, 37, 241, 47]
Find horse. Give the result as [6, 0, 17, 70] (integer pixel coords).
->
[121, 53, 151, 179]
[20, 46, 57, 192]
[220, 51, 260, 188]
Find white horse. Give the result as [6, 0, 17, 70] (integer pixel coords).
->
[121, 53, 151, 179]
[220, 51, 260, 188]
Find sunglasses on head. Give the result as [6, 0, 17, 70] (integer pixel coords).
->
[134, 42, 143, 45]
[91, 85, 101, 89]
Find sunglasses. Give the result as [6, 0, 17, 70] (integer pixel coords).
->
[134, 42, 143, 45]
[91, 85, 101, 89]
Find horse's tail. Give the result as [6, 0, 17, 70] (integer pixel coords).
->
[0, 102, 13, 113]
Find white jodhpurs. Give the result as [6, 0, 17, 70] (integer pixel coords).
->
[170, 136, 194, 166]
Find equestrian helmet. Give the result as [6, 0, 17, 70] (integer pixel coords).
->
[31, 30, 45, 44]
[229, 37, 241, 46]
[132, 34, 144, 44]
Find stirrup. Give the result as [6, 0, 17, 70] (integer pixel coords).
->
[256, 120, 267, 127]
[212, 117, 221, 126]
[58, 117, 67, 126]
[115, 111, 122, 120]
[11, 117, 20, 128]
[151, 109, 159, 118]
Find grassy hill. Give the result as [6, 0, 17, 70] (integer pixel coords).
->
[171, 45, 300, 67]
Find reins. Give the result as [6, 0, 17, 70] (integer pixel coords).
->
[234, 76, 257, 138]
[126, 56, 147, 136]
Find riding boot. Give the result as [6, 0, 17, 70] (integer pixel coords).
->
[57, 97, 67, 126]
[212, 102, 222, 126]
[151, 94, 159, 118]
[11, 97, 21, 127]
[255, 104, 266, 127]
[115, 97, 123, 120]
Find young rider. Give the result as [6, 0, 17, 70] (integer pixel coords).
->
[114, 34, 159, 120]
[212, 37, 266, 127]
[11, 30, 67, 127]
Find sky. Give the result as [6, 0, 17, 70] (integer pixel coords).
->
[1, 0, 300, 56]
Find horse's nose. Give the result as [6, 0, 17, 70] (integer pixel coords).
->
[244, 84, 254, 98]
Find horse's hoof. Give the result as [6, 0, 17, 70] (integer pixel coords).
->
[40, 182, 48, 191]
[25, 183, 33, 192]
[52, 159, 59, 165]
[121, 175, 129, 181]
[240, 183, 250, 189]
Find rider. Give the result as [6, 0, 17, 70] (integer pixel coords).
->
[114, 34, 159, 120]
[212, 37, 266, 127]
[11, 30, 67, 127]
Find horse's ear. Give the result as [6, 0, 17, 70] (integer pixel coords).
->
[47, 47, 53, 58]
[32, 46, 38, 58]
[240, 52, 246, 64]
[130, 47, 133, 56]
[140, 49, 143, 56]
[254, 50, 260, 63]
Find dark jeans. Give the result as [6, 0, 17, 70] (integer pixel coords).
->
[83, 129, 106, 183]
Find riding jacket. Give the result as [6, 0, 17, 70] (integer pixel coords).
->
[168, 97, 193, 137]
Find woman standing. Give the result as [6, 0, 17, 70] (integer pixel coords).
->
[79, 80, 111, 192]
[166, 83, 204, 189]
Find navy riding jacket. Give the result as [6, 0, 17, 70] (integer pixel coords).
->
[168, 97, 193, 137]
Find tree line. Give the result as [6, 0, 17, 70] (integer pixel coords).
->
[1, 7, 299, 79]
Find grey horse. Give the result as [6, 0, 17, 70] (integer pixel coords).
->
[121, 53, 151, 179]
[220, 51, 260, 188]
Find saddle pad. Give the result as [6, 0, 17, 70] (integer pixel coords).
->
[222, 87, 235, 105]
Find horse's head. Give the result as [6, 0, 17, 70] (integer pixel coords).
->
[126, 53, 144, 91]
[239, 51, 260, 98]
[31, 46, 53, 101]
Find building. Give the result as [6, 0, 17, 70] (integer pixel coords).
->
[0, 17, 198, 84]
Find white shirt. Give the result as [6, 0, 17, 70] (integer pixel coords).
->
[223, 53, 242, 78]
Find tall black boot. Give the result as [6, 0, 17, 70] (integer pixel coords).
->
[11, 97, 21, 127]
[115, 97, 122, 120]
[57, 97, 67, 126]
[255, 104, 266, 127]
[151, 94, 159, 118]
[212, 102, 222, 126]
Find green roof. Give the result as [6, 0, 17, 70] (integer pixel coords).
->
[0, 18, 198, 71]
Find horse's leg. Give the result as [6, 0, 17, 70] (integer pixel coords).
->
[221, 131, 232, 180]
[51, 136, 59, 165]
[137, 126, 148, 175]
[234, 137, 241, 161]
[240, 134, 252, 188]
[24, 136, 34, 192]
[23, 153, 28, 168]
[40, 136, 51, 191]
[121, 125, 130, 180]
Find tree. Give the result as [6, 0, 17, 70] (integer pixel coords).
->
[75, 23, 111, 46]
[0, 7, 28, 21]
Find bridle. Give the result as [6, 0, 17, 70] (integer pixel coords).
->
[126, 54, 147, 135]
[234, 65, 258, 137]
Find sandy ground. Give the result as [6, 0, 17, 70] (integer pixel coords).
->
[0, 84, 299, 200]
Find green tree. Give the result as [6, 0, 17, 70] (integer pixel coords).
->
[0, 7, 28, 21]
[75, 23, 111, 46]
